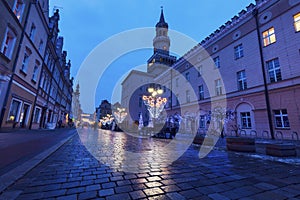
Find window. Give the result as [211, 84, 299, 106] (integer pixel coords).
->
[237, 70, 247, 91]
[20, 49, 31, 73]
[29, 23, 36, 41]
[8, 99, 21, 121]
[33, 107, 41, 123]
[267, 58, 281, 83]
[213, 56, 220, 68]
[176, 78, 179, 87]
[39, 72, 45, 87]
[185, 72, 190, 81]
[294, 13, 300, 32]
[241, 112, 251, 129]
[234, 44, 244, 59]
[263, 27, 276, 46]
[176, 94, 179, 106]
[32, 60, 40, 82]
[199, 115, 205, 128]
[139, 96, 142, 108]
[215, 79, 222, 96]
[274, 109, 290, 128]
[198, 85, 204, 100]
[186, 90, 190, 103]
[38, 40, 43, 51]
[1, 27, 16, 59]
[197, 65, 203, 77]
[13, 0, 25, 21]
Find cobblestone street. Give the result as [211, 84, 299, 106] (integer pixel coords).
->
[1, 128, 300, 200]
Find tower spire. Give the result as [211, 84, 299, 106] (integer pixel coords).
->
[156, 6, 168, 28]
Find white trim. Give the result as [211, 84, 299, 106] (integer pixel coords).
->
[12, 80, 36, 96]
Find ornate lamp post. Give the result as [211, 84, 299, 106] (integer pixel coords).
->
[100, 114, 114, 129]
[112, 107, 127, 131]
[142, 85, 167, 129]
[113, 107, 127, 124]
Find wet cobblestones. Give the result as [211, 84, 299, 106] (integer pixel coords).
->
[1, 128, 300, 199]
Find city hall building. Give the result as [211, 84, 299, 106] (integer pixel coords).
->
[121, 0, 300, 139]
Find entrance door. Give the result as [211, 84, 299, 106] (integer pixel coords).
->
[20, 104, 30, 128]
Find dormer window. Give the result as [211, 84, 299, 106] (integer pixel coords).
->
[13, 0, 25, 21]
[29, 23, 36, 41]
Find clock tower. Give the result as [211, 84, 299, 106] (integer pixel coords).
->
[147, 7, 176, 75]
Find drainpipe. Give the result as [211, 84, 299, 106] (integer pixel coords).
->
[253, 8, 275, 139]
[0, 2, 32, 128]
[170, 67, 173, 111]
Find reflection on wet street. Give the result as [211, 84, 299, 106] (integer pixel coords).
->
[78, 128, 195, 173]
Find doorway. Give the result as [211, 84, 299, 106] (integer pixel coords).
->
[20, 103, 30, 128]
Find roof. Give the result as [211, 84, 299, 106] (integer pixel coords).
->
[156, 7, 168, 28]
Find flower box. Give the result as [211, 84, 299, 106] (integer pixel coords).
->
[226, 137, 256, 152]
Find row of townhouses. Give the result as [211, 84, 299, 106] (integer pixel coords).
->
[121, 0, 300, 139]
[0, 0, 73, 129]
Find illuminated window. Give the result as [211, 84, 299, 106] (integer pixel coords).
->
[294, 13, 300, 32]
[1, 27, 16, 59]
[274, 109, 290, 128]
[234, 44, 244, 59]
[213, 56, 220, 68]
[263, 27, 276, 46]
[13, 0, 25, 21]
[215, 79, 222, 96]
[241, 112, 251, 129]
[267, 58, 281, 82]
[237, 70, 247, 91]
[7, 99, 22, 121]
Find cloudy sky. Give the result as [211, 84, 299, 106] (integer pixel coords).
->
[49, 0, 255, 113]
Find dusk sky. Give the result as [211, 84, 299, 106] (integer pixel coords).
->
[49, 0, 255, 113]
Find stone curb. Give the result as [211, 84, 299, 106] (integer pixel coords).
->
[0, 129, 77, 194]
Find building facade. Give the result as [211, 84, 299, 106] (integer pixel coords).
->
[95, 100, 112, 122]
[121, 0, 300, 139]
[0, 0, 73, 129]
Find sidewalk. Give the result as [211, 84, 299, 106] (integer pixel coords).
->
[0, 128, 77, 193]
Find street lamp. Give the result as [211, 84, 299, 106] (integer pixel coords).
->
[113, 107, 127, 124]
[142, 85, 167, 128]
